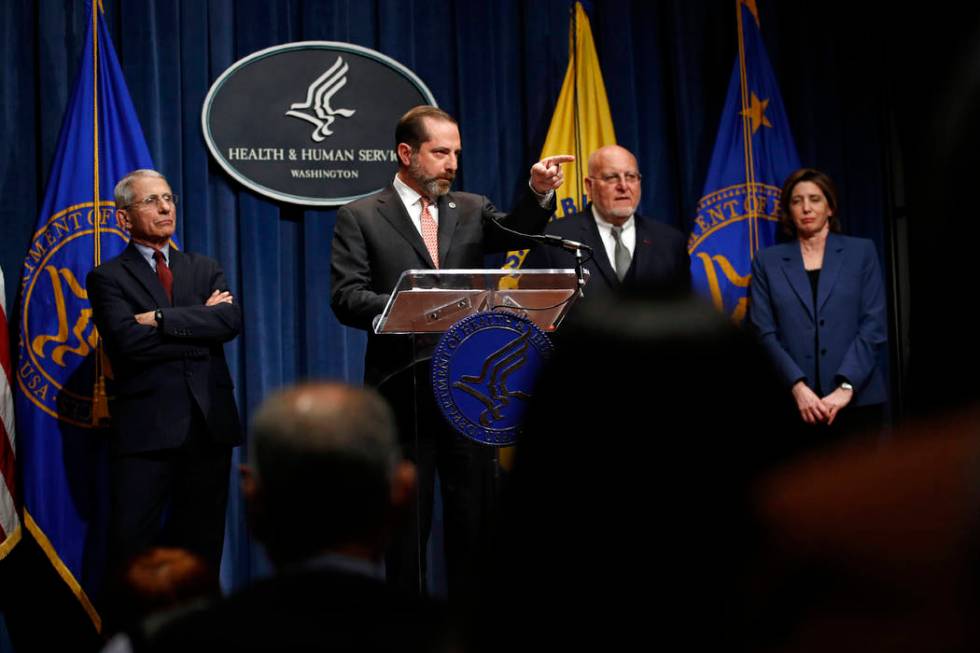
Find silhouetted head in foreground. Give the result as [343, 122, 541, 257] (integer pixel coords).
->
[243, 382, 416, 568]
[472, 291, 798, 651]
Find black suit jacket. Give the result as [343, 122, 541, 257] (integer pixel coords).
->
[524, 207, 691, 296]
[87, 243, 242, 455]
[140, 568, 446, 652]
[331, 184, 553, 386]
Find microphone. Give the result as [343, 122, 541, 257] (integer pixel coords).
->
[487, 216, 594, 253]
[487, 215, 592, 299]
[533, 233, 593, 252]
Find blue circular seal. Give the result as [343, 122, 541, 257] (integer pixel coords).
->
[431, 311, 553, 446]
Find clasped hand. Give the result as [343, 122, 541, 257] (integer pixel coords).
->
[791, 381, 852, 426]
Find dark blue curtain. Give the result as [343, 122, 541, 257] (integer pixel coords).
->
[1, 0, 921, 642]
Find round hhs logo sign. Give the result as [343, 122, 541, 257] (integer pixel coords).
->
[202, 41, 436, 206]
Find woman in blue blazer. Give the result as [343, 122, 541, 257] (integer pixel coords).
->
[749, 168, 887, 435]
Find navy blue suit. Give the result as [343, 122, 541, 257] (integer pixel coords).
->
[87, 242, 242, 568]
[748, 233, 887, 406]
[523, 207, 691, 295]
[87, 243, 242, 455]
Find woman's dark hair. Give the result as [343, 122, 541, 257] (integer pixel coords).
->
[778, 168, 842, 237]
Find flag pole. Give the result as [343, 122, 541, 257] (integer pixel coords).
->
[91, 0, 109, 426]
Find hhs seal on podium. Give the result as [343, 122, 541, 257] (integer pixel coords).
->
[431, 312, 553, 446]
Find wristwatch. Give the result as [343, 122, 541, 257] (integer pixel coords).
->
[839, 381, 854, 392]
[154, 309, 163, 326]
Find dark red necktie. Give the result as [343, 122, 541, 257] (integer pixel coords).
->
[153, 250, 173, 303]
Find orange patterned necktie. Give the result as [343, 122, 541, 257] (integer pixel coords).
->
[420, 197, 439, 268]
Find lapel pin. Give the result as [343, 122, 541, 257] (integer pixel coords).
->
[448, 201, 456, 209]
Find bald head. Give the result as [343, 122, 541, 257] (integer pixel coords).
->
[585, 145, 643, 226]
[251, 383, 398, 476]
[247, 382, 406, 564]
[587, 145, 637, 178]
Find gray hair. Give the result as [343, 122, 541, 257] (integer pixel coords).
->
[114, 169, 166, 208]
[249, 382, 400, 555]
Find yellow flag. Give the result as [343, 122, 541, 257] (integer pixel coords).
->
[501, 1, 617, 276]
[499, 2, 615, 469]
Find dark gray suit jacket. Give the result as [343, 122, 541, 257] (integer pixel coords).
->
[141, 567, 445, 652]
[523, 207, 691, 296]
[330, 184, 553, 386]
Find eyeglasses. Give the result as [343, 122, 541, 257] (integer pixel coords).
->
[126, 193, 178, 209]
[589, 172, 642, 185]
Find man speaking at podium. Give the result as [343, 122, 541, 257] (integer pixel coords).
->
[331, 105, 571, 596]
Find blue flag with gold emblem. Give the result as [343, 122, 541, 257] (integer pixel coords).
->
[15, 1, 159, 631]
[688, 0, 800, 322]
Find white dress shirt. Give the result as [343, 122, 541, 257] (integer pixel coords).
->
[592, 206, 635, 269]
[392, 173, 555, 236]
[393, 174, 439, 235]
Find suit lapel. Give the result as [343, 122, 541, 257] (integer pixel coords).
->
[120, 242, 172, 307]
[817, 232, 845, 313]
[168, 247, 191, 306]
[375, 186, 435, 267]
[436, 193, 459, 267]
[631, 217, 655, 280]
[778, 243, 815, 320]
[580, 207, 618, 288]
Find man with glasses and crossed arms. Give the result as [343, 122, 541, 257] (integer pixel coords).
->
[88, 169, 242, 579]
[525, 145, 690, 295]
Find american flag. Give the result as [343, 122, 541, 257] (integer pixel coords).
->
[0, 266, 19, 558]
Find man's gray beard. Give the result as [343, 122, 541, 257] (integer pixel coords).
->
[409, 157, 452, 199]
[423, 178, 450, 198]
[608, 207, 636, 219]
[597, 205, 636, 224]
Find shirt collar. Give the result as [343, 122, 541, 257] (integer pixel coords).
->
[393, 173, 426, 209]
[591, 205, 635, 233]
[133, 240, 170, 266]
